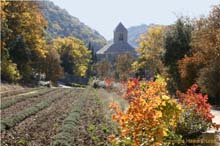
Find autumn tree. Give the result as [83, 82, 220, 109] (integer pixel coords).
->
[197, 61, 220, 104]
[1, 1, 48, 81]
[178, 5, 220, 104]
[41, 45, 64, 83]
[1, 57, 21, 82]
[115, 53, 134, 81]
[94, 60, 112, 79]
[164, 18, 193, 92]
[178, 54, 204, 91]
[1, 0, 21, 82]
[52, 37, 92, 77]
[132, 26, 166, 79]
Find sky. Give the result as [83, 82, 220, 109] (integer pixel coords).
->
[51, 0, 219, 40]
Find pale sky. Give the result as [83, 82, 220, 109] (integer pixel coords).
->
[51, 0, 219, 40]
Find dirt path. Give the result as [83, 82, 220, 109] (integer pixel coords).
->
[211, 109, 220, 125]
[1, 88, 61, 118]
[1, 88, 83, 146]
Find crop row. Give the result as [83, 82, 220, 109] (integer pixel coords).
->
[0, 88, 41, 98]
[0, 89, 72, 131]
[1, 88, 57, 110]
[51, 89, 87, 146]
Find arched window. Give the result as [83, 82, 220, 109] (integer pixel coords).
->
[119, 33, 123, 41]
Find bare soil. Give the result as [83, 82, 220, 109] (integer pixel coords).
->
[1, 88, 119, 146]
[1, 88, 83, 146]
[0, 88, 61, 118]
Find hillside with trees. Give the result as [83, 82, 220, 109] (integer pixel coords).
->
[40, 1, 107, 51]
[1, 1, 93, 84]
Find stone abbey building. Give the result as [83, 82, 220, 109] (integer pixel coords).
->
[96, 23, 136, 61]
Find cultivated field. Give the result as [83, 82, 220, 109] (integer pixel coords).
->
[0, 86, 123, 146]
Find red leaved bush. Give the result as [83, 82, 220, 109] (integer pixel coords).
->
[177, 84, 214, 122]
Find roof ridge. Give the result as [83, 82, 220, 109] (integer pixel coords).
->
[114, 22, 127, 32]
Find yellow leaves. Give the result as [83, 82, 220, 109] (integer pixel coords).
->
[131, 61, 139, 72]
[161, 101, 166, 106]
[78, 65, 87, 77]
[0, 0, 8, 20]
[36, 44, 48, 59]
[162, 128, 168, 137]
[176, 104, 182, 111]
[52, 37, 91, 77]
[134, 26, 167, 77]
[156, 111, 163, 118]
[1, 58, 21, 81]
[162, 95, 170, 100]
[137, 26, 165, 56]
[35, 13, 45, 25]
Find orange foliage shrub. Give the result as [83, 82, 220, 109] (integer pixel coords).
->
[109, 76, 182, 146]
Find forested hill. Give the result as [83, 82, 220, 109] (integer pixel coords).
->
[40, 1, 107, 51]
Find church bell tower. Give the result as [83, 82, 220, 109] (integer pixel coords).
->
[113, 22, 128, 43]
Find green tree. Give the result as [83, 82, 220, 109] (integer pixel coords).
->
[164, 18, 193, 92]
[86, 42, 97, 77]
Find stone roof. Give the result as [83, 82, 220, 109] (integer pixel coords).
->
[114, 22, 127, 32]
[96, 42, 135, 54]
[96, 42, 114, 54]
